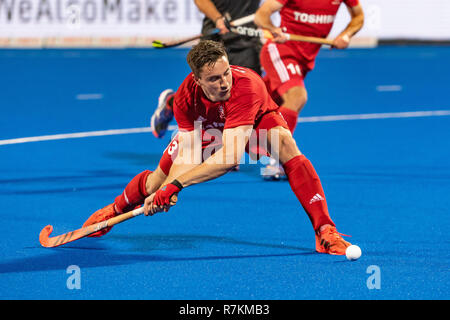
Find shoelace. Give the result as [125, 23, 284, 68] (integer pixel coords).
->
[319, 227, 351, 250]
[323, 227, 351, 240]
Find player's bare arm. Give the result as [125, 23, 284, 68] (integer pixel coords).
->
[333, 4, 364, 49]
[177, 125, 253, 187]
[194, 0, 229, 34]
[254, 0, 288, 43]
[145, 125, 253, 215]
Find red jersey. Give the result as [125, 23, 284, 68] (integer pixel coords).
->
[277, 0, 359, 70]
[173, 66, 279, 133]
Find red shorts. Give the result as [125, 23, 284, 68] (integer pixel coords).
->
[158, 111, 289, 175]
[260, 41, 310, 103]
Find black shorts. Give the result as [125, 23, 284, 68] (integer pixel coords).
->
[227, 45, 262, 76]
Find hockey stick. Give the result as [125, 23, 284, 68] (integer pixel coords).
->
[229, 26, 334, 46]
[152, 13, 255, 49]
[152, 29, 220, 48]
[282, 32, 334, 46]
[39, 195, 177, 248]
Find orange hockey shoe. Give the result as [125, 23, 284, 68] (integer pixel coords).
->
[315, 225, 351, 255]
[82, 203, 117, 237]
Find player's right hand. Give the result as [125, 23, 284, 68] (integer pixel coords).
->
[332, 33, 351, 49]
[270, 27, 289, 43]
[144, 192, 178, 216]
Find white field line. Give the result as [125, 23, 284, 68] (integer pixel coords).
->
[0, 127, 153, 146]
[376, 85, 402, 92]
[76, 93, 104, 100]
[1, 110, 449, 146]
[298, 110, 450, 123]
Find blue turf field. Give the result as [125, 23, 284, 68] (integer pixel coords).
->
[0, 46, 449, 300]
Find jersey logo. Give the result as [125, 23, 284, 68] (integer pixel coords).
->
[293, 11, 335, 24]
[331, 0, 341, 5]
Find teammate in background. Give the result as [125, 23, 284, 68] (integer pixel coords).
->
[255, 0, 364, 179]
[151, 0, 262, 139]
[83, 40, 353, 256]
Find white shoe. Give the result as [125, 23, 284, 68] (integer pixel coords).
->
[150, 89, 174, 138]
[260, 158, 286, 180]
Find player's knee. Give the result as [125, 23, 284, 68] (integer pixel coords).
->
[269, 127, 300, 159]
[279, 129, 295, 150]
[284, 86, 307, 112]
[278, 128, 301, 161]
[145, 167, 167, 195]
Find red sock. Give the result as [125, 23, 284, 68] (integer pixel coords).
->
[114, 170, 151, 214]
[282, 155, 335, 231]
[279, 106, 298, 134]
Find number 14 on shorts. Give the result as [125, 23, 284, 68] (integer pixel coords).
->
[286, 63, 302, 75]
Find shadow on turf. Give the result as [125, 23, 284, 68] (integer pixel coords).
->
[0, 234, 314, 274]
[0, 164, 281, 195]
[0, 169, 152, 195]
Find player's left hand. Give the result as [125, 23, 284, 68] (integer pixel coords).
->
[332, 33, 351, 49]
[215, 17, 230, 35]
[144, 182, 181, 216]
